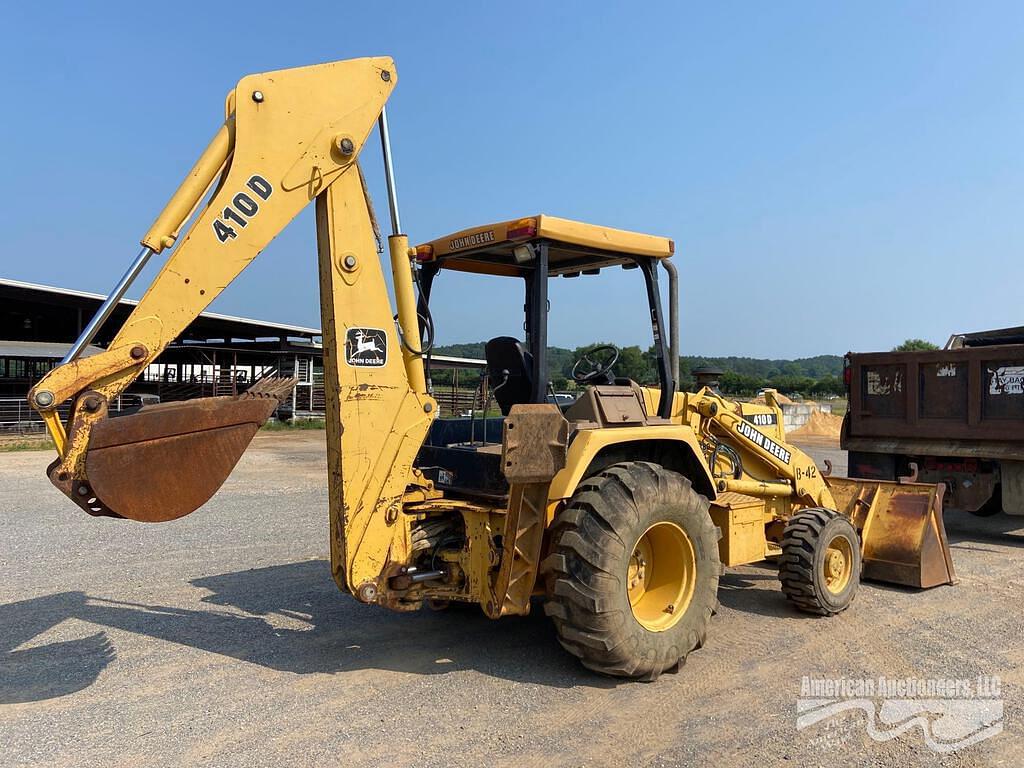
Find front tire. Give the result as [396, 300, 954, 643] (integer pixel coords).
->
[778, 508, 861, 615]
[542, 462, 720, 681]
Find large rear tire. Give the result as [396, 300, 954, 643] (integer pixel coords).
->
[542, 462, 720, 681]
[778, 508, 861, 616]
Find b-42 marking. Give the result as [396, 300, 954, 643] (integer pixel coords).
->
[795, 465, 818, 481]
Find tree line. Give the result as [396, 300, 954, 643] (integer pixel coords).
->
[429, 342, 846, 397]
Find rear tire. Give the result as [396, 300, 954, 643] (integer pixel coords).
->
[970, 484, 1002, 517]
[542, 462, 720, 681]
[779, 508, 861, 616]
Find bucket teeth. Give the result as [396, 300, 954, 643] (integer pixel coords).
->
[242, 376, 299, 401]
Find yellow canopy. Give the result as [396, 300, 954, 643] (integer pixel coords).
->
[413, 215, 674, 277]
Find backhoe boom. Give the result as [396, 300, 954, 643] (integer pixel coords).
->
[28, 60, 435, 599]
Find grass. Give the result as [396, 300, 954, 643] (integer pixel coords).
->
[0, 437, 55, 452]
[261, 418, 326, 431]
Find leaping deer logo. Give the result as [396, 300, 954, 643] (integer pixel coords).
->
[352, 331, 382, 356]
[346, 328, 386, 367]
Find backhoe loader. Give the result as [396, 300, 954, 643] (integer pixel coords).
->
[28, 57, 956, 680]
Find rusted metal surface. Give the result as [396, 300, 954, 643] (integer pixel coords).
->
[500, 404, 569, 484]
[47, 391, 116, 518]
[826, 476, 956, 588]
[845, 344, 1024, 443]
[844, 435, 1024, 463]
[487, 404, 568, 618]
[51, 377, 295, 523]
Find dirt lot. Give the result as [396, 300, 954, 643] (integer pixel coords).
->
[1, 431, 1021, 767]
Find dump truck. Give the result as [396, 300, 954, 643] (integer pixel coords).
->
[844, 327, 1024, 517]
[28, 57, 955, 680]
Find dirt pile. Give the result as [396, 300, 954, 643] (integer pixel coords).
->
[788, 409, 843, 439]
[752, 392, 794, 406]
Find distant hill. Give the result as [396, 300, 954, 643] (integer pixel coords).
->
[431, 342, 844, 396]
[680, 354, 843, 380]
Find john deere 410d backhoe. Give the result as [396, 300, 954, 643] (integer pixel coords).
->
[29, 58, 956, 680]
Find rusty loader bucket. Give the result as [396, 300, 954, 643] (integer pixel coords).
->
[49, 378, 295, 523]
[825, 475, 957, 588]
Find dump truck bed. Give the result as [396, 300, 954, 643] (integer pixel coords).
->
[843, 341, 1024, 515]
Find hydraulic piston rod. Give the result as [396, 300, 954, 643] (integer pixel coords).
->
[61, 246, 154, 364]
[378, 104, 426, 393]
[62, 118, 235, 365]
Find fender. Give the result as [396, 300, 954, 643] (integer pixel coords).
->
[548, 424, 716, 505]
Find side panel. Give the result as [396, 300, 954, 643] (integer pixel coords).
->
[709, 494, 770, 566]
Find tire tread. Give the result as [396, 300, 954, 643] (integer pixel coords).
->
[543, 462, 719, 680]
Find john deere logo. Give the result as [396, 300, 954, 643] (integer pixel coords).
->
[449, 230, 495, 251]
[345, 328, 387, 367]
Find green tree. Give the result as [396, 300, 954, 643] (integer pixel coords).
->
[769, 374, 816, 396]
[720, 371, 765, 396]
[616, 345, 656, 384]
[810, 375, 844, 397]
[893, 338, 939, 351]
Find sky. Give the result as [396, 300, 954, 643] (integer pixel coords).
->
[1, 2, 1021, 359]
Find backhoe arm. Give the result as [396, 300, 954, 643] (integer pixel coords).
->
[32, 58, 395, 415]
[27, 58, 427, 532]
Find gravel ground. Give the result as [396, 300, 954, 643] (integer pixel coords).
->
[1, 431, 1021, 767]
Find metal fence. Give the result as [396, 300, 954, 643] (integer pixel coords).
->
[0, 394, 153, 434]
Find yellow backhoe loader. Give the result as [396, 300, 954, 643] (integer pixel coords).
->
[28, 57, 956, 680]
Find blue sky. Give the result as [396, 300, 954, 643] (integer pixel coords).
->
[1, 2, 1021, 358]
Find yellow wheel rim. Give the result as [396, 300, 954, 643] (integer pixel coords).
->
[627, 521, 696, 632]
[823, 535, 854, 595]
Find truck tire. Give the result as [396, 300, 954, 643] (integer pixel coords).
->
[779, 508, 860, 616]
[541, 462, 720, 681]
[970, 484, 1002, 517]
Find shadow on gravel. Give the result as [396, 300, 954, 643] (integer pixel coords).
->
[0, 560, 615, 703]
[716, 569, 795, 619]
[0, 592, 115, 703]
[942, 509, 1024, 549]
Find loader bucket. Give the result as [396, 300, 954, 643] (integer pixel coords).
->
[52, 378, 294, 523]
[825, 476, 957, 588]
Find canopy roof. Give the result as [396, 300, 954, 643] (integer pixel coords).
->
[414, 215, 674, 278]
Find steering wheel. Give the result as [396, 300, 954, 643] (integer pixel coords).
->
[572, 344, 620, 384]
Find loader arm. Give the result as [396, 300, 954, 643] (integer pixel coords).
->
[691, 389, 955, 588]
[692, 390, 835, 508]
[27, 59, 437, 601]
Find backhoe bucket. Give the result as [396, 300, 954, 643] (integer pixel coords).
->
[52, 378, 295, 523]
[825, 475, 957, 588]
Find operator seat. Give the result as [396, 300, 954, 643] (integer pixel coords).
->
[485, 336, 534, 416]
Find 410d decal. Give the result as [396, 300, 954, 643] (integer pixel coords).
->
[212, 174, 273, 243]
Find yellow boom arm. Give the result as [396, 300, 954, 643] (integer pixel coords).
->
[27, 58, 437, 596]
[32, 58, 397, 410]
